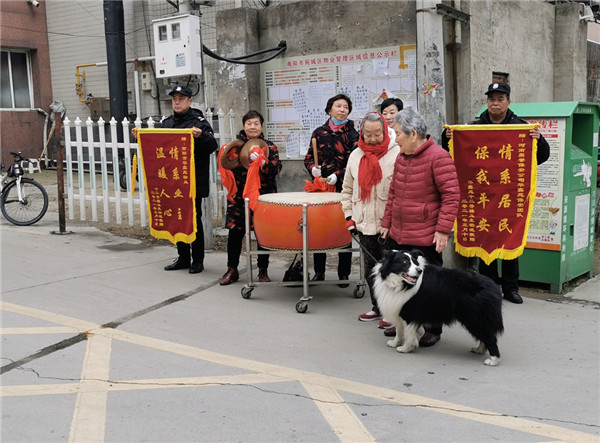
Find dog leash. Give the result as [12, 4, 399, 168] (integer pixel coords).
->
[350, 230, 382, 263]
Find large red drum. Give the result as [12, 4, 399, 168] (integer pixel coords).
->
[253, 192, 352, 251]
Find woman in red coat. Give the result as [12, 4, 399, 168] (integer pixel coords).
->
[380, 107, 460, 346]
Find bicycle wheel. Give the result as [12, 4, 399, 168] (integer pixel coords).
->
[1, 177, 49, 226]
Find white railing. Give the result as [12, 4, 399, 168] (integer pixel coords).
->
[61, 109, 237, 239]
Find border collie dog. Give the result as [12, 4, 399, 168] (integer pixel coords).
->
[372, 249, 504, 366]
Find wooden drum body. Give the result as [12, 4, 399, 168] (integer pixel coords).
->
[253, 192, 351, 251]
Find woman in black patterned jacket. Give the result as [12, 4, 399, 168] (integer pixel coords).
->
[219, 110, 282, 286]
[303, 94, 359, 285]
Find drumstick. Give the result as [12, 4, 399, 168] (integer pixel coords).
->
[312, 138, 319, 167]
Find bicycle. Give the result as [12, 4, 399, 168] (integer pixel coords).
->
[1, 151, 49, 226]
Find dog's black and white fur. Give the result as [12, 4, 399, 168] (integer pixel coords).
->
[372, 249, 504, 366]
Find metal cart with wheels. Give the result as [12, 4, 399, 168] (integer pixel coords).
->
[240, 197, 366, 312]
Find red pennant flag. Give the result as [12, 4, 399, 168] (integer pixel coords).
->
[137, 129, 196, 244]
[449, 124, 538, 265]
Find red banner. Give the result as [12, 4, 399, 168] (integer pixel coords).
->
[137, 129, 196, 244]
[449, 125, 538, 265]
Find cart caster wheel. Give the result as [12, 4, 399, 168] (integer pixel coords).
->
[295, 301, 308, 313]
[353, 286, 365, 298]
[241, 287, 253, 299]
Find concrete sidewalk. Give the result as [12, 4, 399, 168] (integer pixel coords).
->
[1, 211, 599, 442]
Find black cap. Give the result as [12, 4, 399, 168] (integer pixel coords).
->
[169, 85, 193, 98]
[485, 82, 510, 97]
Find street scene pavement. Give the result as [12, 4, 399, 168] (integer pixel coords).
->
[2, 200, 599, 442]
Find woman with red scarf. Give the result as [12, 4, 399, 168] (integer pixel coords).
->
[341, 112, 400, 326]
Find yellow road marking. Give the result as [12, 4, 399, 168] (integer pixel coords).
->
[302, 381, 375, 443]
[2, 302, 597, 443]
[69, 333, 112, 443]
[1, 327, 80, 335]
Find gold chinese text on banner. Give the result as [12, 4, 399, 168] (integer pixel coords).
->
[137, 129, 196, 244]
[449, 125, 538, 265]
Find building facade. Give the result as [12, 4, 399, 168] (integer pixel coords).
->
[0, 0, 53, 162]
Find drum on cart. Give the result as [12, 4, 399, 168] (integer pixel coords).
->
[253, 191, 351, 251]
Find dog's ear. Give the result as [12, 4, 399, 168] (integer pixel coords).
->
[379, 249, 396, 279]
[410, 249, 427, 267]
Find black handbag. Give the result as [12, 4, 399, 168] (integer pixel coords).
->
[283, 254, 304, 282]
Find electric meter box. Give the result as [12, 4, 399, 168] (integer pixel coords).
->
[153, 14, 202, 78]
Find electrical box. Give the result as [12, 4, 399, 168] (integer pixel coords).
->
[89, 97, 111, 123]
[140, 72, 152, 91]
[153, 14, 202, 78]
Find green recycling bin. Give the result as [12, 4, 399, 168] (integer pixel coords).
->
[502, 102, 600, 293]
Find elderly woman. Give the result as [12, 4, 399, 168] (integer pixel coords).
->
[304, 94, 359, 285]
[380, 108, 460, 346]
[219, 110, 282, 286]
[341, 112, 399, 327]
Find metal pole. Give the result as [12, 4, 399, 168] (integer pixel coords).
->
[244, 198, 253, 285]
[302, 204, 309, 300]
[52, 113, 70, 235]
[103, 0, 128, 140]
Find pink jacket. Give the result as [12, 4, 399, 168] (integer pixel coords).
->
[381, 136, 459, 246]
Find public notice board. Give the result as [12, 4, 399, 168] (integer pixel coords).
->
[260, 45, 418, 158]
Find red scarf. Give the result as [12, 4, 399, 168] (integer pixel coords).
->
[242, 146, 268, 211]
[357, 113, 390, 201]
[217, 144, 237, 202]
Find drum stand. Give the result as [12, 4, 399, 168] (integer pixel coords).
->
[241, 198, 367, 313]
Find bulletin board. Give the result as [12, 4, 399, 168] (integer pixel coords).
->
[260, 45, 417, 158]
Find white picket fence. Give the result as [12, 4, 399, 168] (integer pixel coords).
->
[61, 109, 237, 233]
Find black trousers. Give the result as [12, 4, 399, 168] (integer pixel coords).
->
[176, 200, 204, 264]
[313, 247, 352, 277]
[227, 228, 269, 269]
[479, 258, 519, 295]
[356, 233, 389, 313]
[386, 240, 443, 335]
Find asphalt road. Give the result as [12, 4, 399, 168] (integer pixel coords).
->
[1, 210, 599, 443]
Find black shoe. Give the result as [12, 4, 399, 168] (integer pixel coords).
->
[189, 262, 204, 274]
[311, 272, 325, 281]
[419, 332, 441, 347]
[504, 291, 523, 304]
[164, 258, 190, 271]
[338, 274, 349, 288]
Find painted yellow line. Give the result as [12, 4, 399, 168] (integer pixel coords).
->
[69, 333, 112, 443]
[2, 383, 80, 397]
[2, 303, 597, 442]
[106, 328, 597, 442]
[301, 381, 375, 443]
[1, 327, 80, 335]
[1, 302, 96, 331]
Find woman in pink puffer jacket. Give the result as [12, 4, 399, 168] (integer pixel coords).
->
[380, 107, 460, 346]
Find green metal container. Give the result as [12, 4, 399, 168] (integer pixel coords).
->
[483, 102, 599, 293]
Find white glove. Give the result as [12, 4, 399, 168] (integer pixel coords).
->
[327, 173, 337, 186]
[250, 151, 259, 162]
[311, 166, 322, 178]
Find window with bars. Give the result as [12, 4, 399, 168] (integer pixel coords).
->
[1, 49, 33, 109]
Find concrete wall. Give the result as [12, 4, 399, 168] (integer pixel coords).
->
[554, 2, 588, 102]
[461, 0, 556, 121]
[216, 0, 416, 137]
[0, 0, 53, 162]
